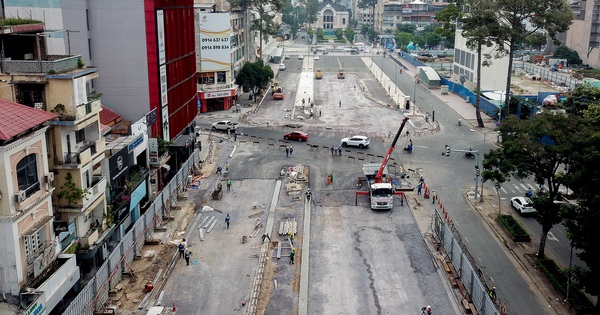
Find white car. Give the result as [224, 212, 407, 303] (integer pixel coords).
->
[511, 196, 537, 215]
[279, 63, 286, 71]
[298, 55, 304, 60]
[341, 135, 370, 148]
[211, 120, 238, 132]
[314, 56, 320, 60]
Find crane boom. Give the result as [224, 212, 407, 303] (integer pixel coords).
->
[375, 117, 409, 183]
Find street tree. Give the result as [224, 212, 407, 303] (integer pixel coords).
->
[524, 32, 547, 51]
[397, 23, 417, 34]
[554, 45, 583, 65]
[230, 0, 284, 61]
[305, 0, 319, 24]
[345, 27, 355, 43]
[395, 32, 414, 50]
[496, 0, 573, 117]
[335, 28, 344, 39]
[563, 125, 600, 314]
[317, 28, 324, 40]
[482, 113, 580, 259]
[482, 149, 511, 215]
[235, 60, 274, 95]
[563, 82, 600, 117]
[436, 0, 503, 128]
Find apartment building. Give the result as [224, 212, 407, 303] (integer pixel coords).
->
[3, 0, 198, 143]
[566, 0, 600, 68]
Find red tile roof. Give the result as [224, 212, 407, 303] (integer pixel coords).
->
[0, 99, 58, 141]
[99, 105, 122, 126]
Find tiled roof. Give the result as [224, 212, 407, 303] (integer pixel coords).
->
[0, 99, 58, 141]
[319, 0, 348, 12]
[99, 105, 122, 126]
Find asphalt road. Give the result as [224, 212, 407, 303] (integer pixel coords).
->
[188, 50, 553, 314]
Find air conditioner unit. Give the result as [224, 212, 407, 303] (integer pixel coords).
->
[45, 173, 55, 184]
[15, 191, 26, 203]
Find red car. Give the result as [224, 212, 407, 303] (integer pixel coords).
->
[284, 131, 309, 141]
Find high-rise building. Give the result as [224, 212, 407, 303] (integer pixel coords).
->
[565, 0, 600, 68]
[3, 0, 198, 142]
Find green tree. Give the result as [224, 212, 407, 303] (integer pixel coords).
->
[395, 32, 414, 49]
[496, 0, 573, 117]
[397, 23, 417, 34]
[307, 26, 314, 37]
[230, 0, 284, 61]
[305, 0, 319, 24]
[282, 0, 294, 25]
[563, 125, 600, 313]
[335, 28, 344, 39]
[524, 32, 547, 51]
[345, 26, 355, 43]
[235, 60, 274, 94]
[482, 113, 580, 259]
[424, 32, 442, 49]
[349, 19, 359, 28]
[563, 83, 600, 117]
[317, 28, 324, 40]
[554, 45, 583, 65]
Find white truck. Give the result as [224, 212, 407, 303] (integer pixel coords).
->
[211, 120, 238, 132]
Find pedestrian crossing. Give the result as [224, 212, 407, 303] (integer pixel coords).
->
[499, 182, 544, 196]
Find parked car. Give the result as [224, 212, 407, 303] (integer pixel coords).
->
[341, 135, 370, 148]
[211, 120, 238, 132]
[298, 55, 304, 60]
[279, 63, 286, 71]
[314, 56, 320, 60]
[284, 131, 309, 141]
[510, 196, 537, 215]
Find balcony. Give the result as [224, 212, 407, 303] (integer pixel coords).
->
[78, 226, 99, 248]
[23, 254, 80, 314]
[83, 176, 107, 209]
[56, 175, 106, 210]
[2, 55, 81, 74]
[58, 138, 105, 167]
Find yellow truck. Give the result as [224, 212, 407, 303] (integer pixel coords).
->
[315, 68, 323, 80]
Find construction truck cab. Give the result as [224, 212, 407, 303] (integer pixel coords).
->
[369, 182, 394, 210]
[337, 70, 345, 79]
[315, 68, 323, 79]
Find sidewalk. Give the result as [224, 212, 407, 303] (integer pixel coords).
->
[465, 188, 572, 314]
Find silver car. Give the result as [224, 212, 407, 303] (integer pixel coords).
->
[341, 135, 370, 148]
[510, 196, 537, 215]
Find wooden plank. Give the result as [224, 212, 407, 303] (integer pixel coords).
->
[461, 299, 472, 314]
[276, 242, 282, 259]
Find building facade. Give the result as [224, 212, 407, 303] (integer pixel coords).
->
[316, 1, 350, 30]
[0, 99, 81, 314]
[452, 30, 509, 91]
[565, 0, 600, 68]
[4, 0, 198, 142]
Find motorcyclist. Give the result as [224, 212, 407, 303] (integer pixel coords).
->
[525, 188, 533, 197]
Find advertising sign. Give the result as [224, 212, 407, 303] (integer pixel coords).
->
[161, 106, 170, 141]
[160, 64, 168, 106]
[199, 13, 231, 71]
[157, 10, 166, 65]
[109, 147, 130, 186]
[149, 138, 159, 165]
[205, 90, 231, 99]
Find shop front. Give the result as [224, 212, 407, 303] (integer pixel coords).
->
[198, 88, 237, 113]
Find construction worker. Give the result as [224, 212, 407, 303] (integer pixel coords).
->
[288, 231, 295, 245]
[262, 232, 271, 243]
[489, 287, 497, 300]
[289, 248, 295, 264]
[305, 188, 311, 201]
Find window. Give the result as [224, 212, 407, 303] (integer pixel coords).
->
[217, 72, 226, 84]
[17, 154, 40, 197]
[76, 129, 86, 143]
[24, 231, 42, 258]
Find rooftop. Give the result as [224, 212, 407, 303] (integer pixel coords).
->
[0, 99, 58, 141]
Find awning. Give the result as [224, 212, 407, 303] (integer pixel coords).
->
[22, 216, 54, 236]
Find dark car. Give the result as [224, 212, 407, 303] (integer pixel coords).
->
[284, 131, 309, 141]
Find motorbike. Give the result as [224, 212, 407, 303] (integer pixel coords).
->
[403, 146, 413, 154]
[464, 150, 475, 159]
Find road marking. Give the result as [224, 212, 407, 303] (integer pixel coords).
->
[547, 232, 559, 242]
[500, 187, 508, 194]
[519, 183, 528, 190]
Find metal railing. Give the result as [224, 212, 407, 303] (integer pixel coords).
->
[433, 207, 500, 315]
[61, 149, 200, 315]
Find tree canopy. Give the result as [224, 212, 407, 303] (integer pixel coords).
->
[235, 60, 274, 93]
[482, 113, 580, 259]
[554, 45, 583, 65]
